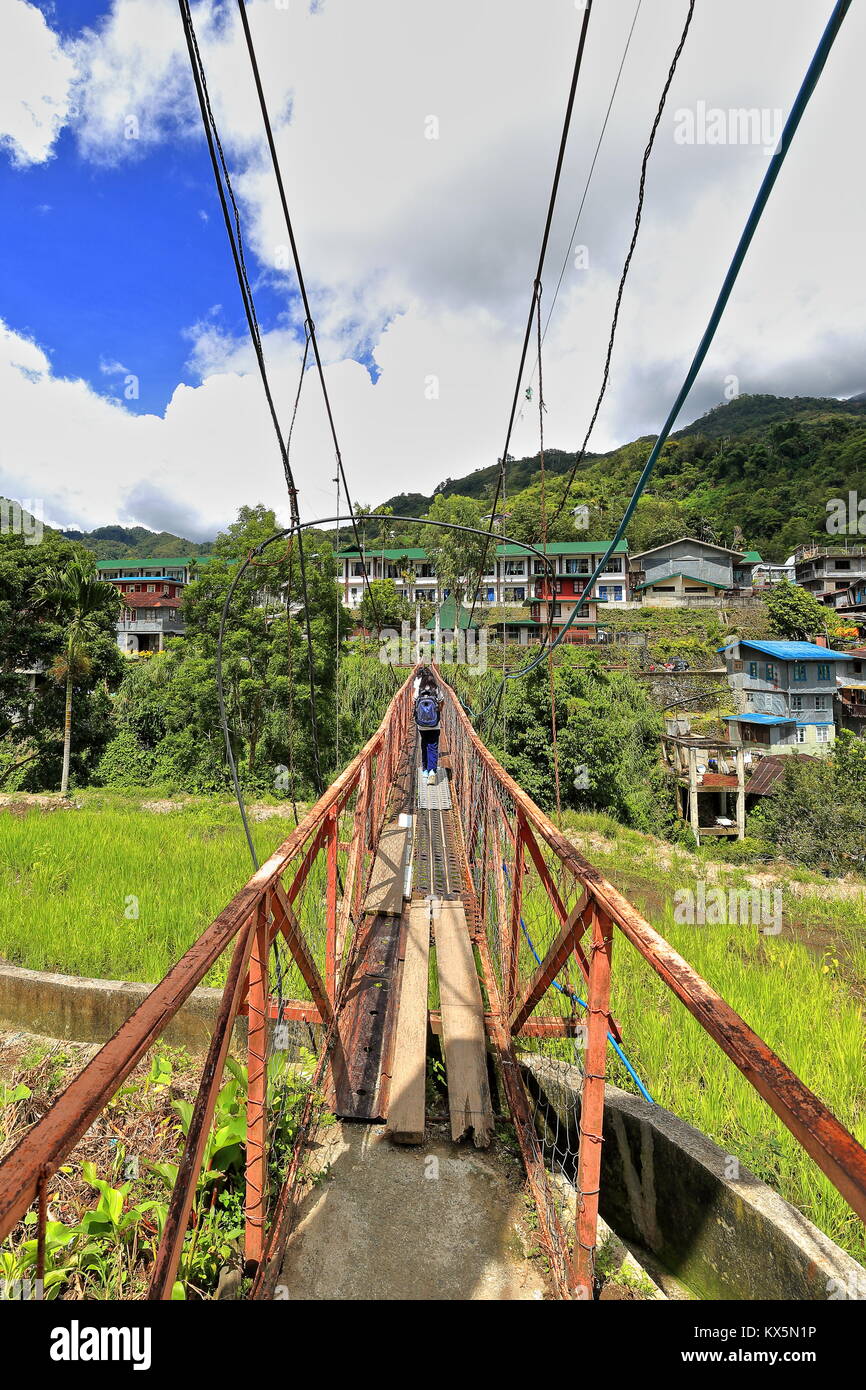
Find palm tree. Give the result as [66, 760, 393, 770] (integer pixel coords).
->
[37, 557, 114, 796]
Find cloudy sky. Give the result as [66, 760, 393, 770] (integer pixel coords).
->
[0, 0, 863, 539]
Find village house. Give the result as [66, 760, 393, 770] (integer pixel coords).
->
[719, 638, 850, 754]
[96, 556, 211, 652]
[628, 538, 759, 606]
[336, 539, 630, 635]
[793, 541, 866, 607]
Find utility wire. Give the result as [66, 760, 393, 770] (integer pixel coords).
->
[547, 0, 695, 531]
[522, 0, 643, 406]
[465, 0, 594, 635]
[513, 0, 853, 678]
[178, 0, 326, 799]
[234, 0, 396, 683]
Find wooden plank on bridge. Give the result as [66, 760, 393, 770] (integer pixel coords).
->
[433, 900, 494, 1148]
[363, 821, 410, 916]
[385, 901, 431, 1145]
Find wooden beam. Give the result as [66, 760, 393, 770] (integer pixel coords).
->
[434, 900, 494, 1147]
[385, 902, 431, 1144]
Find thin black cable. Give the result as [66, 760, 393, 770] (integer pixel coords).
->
[523, 0, 643, 401]
[465, 0, 594, 635]
[235, 0, 396, 682]
[178, 0, 326, 795]
[548, 0, 695, 531]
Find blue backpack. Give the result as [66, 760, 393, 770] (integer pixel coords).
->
[415, 694, 439, 728]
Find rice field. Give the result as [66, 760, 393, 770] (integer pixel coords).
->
[0, 792, 293, 986]
[516, 812, 866, 1264]
[1, 794, 864, 1262]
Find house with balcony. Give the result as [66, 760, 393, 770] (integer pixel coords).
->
[97, 560, 197, 652]
[116, 591, 185, 653]
[337, 539, 629, 631]
[337, 547, 441, 609]
[629, 538, 756, 606]
[525, 540, 629, 641]
[718, 639, 850, 754]
[793, 543, 866, 608]
[96, 556, 205, 586]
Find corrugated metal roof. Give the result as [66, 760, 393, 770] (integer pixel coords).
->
[722, 713, 794, 725]
[719, 639, 850, 660]
[635, 572, 729, 591]
[746, 754, 814, 795]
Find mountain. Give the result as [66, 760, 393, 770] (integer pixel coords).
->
[61, 524, 215, 561]
[376, 394, 866, 561]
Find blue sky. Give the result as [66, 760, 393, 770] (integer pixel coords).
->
[1, 2, 295, 416]
[0, 0, 863, 538]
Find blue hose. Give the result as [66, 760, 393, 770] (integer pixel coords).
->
[502, 861, 654, 1104]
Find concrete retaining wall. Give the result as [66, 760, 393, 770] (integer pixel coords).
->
[520, 1055, 865, 1301]
[0, 960, 245, 1053]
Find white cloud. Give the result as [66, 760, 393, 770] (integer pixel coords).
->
[1, 0, 864, 530]
[0, 0, 75, 165]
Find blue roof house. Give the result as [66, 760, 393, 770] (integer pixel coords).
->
[718, 640, 851, 755]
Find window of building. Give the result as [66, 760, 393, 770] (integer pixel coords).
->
[792, 662, 807, 681]
[552, 604, 562, 618]
[604, 557, 623, 574]
[765, 663, 777, 681]
[504, 560, 525, 576]
[746, 662, 758, 678]
[147, 584, 155, 592]
[613, 585, 623, 601]
[503, 586, 525, 602]
[814, 695, 828, 710]
[796, 727, 806, 744]
[817, 662, 831, 680]
[790, 695, 803, 711]
[817, 725, 831, 743]
[564, 558, 578, 575]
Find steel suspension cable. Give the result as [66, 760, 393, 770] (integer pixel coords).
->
[513, 0, 853, 678]
[178, 0, 326, 798]
[234, 0, 396, 681]
[465, 0, 594, 635]
[547, 0, 695, 532]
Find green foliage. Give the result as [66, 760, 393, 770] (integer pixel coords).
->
[0, 532, 123, 792]
[358, 578, 412, 635]
[422, 494, 489, 608]
[765, 579, 836, 641]
[749, 733, 866, 872]
[445, 650, 675, 832]
[379, 394, 866, 562]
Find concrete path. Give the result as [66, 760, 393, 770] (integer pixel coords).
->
[276, 1122, 549, 1300]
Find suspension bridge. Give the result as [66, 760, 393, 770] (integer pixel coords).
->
[1, 667, 864, 1301]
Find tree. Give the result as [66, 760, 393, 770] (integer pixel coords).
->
[765, 579, 833, 642]
[36, 555, 120, 794]
[358, 578, 411, 636]
[105, 507, 350, 797]
[749, 735, 866, 872]
[423, 494, 489, 611]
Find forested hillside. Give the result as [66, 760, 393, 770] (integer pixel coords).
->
[374, 393, 866, 560]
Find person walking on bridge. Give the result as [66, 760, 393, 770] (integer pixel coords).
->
[414, 671, 443, 785]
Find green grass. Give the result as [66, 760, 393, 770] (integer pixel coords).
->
[515, 813, 866, 1263]
[0, 794, 292, 985]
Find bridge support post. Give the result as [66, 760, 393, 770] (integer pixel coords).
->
[245, 894, 270, 1269]
[573, 903, 613, 1301]
[505, 813, 527, 1011]
[325, 807, 338, 999]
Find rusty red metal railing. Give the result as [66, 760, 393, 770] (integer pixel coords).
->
[0, 670, 416, 1298]
[1, 663, 865, 1302]
[437, 670, 866, 1298]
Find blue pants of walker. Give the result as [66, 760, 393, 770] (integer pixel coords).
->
[421, 731, 439, 772]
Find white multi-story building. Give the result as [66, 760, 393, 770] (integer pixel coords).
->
[336, 540, 631, 615]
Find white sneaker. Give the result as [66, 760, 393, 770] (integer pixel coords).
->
[427, 770, 436, 785]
